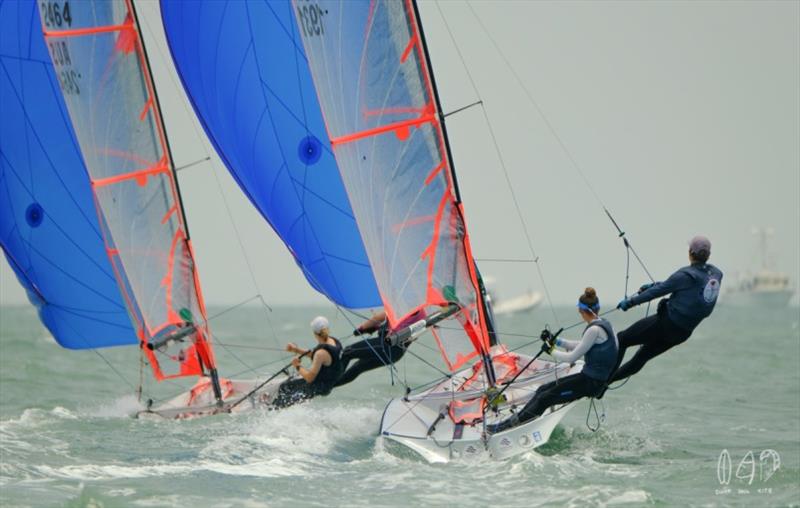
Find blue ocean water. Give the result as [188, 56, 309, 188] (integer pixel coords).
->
[0, 303, 798, 507]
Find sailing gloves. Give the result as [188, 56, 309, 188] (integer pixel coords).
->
[638, 282, 656, 293]
[617, 298, 633, 311]
[539, 328, 556, 353]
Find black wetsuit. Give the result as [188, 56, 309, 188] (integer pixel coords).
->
[335, 334, 405, 387]
[610, 262, 722, 382]
[334, 309, 426, 387]
[271, 337, 343, 409]
[608, 301, 692, 382]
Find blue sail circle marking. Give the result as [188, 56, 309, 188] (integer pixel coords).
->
[25, 203, 44, 228]
[297, 136, 322, 165]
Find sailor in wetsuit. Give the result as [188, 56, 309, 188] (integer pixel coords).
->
[489, 287, 618, 433]
[335, 309, 426, 387]
[611, 235, 723, 383]
[271, 316, 343, 408]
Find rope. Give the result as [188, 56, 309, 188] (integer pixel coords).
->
[501, 308, 619, 356]
[208, 343, 287, 353]
[461, 1, 657, 289]
[605, 376, 631, 391]
[586, 397, 604, 432]
[333, 309, 407, 388]
[138, 12, 279, 348]
[434, 0, 560, 327]
[205, 295, 267, 322]
[464, 1, 605, 210]
[404, 348, 452, 381]
[475, 258, 537, 264]
[137, 348, 145, 402]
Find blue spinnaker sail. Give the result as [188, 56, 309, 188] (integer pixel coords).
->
[161, 0, 380, 309]
[0, 0, 136, 349]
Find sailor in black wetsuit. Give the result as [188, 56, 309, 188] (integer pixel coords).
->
[335, 309, 426, 387]
[489, 287, 618, 433]
[271, 316, 343, 408]
[610, 235, 722, 383]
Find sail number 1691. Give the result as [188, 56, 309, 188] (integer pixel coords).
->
[297, 2, 326, 37]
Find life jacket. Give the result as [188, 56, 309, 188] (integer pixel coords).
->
[581, 319, 619, 381]
[310, 337, 343, 394]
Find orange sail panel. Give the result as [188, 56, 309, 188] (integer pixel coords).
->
[38, 0, 214, 380]
[294, 0, 489, 371]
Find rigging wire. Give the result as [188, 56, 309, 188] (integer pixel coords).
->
[434, 0, 561, 326]
[139, 10, 402, 391]
[175, 156, 211, 172]
[137, 12, 280, 347]
[463, 1, 656, 284]
[475, 258, 537, 264]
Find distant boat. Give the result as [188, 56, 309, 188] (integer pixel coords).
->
[490, 291, 544, 316]
[725, 228, 794, 307]
[482, 277, 543, 316]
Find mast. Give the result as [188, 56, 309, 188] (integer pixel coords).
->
[129, 0, 191, 241]
[411, 0, 463, 205]
[128, 0, 221, 404]
[409, 0, 496, 384]
[295, 0, 494, 377]
[38, 0, 220, 399]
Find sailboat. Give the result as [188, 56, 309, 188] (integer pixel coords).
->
[482, 277, 544, 316]
[285, 0, 584, 463]
[1, 0, 317, 419]
[725, 228, 794, 307]
[1, 0, 139, 353]
[160, 0, 584, 460]
[4, 0, 582, 455]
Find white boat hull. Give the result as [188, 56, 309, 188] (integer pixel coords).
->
[380, 353, 583, 463]
[135, 374, 292, 419]
[723, 289, 795, 307]
[492, 292, 543, 316]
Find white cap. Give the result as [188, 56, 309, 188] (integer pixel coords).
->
[310, 316, 329, 334]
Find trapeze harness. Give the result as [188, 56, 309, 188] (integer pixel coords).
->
[308, 337, 344, 395]
[490, 318, 618, 433]
[271, 337, 343, 408]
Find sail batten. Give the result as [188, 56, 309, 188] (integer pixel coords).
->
[294, 0, 490, 371]
[36, 0, 214, 380]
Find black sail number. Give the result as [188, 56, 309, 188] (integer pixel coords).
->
[297, 2, 326, 37]
[41, 1, 73, 28]
[47, 40, 80, 95]
[58, 69, 81, 96]
[48, 40, 71, 67]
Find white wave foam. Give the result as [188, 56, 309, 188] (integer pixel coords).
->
[0, 406, 79, 430]
[106, 488, 136, 497]
[82, 395, 144, 418]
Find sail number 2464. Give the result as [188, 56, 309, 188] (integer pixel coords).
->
[41, 1, 73, 28]
[296, 2, 326, 37]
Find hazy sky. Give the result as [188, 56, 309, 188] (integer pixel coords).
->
[2, 0, 798, 311]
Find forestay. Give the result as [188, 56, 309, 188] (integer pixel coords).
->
[294, 0, 489, 371]
[37, 0, 215, 380]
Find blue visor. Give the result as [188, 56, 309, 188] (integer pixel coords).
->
[577, 301, 600, 313]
